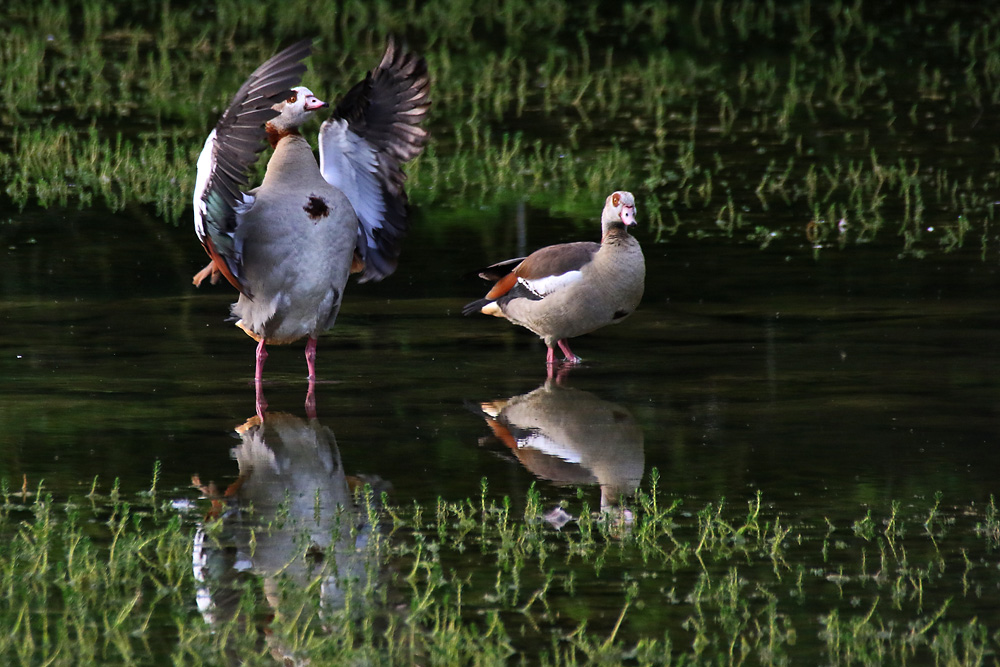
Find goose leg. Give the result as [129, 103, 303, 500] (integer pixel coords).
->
[255, 339, 269, 383]
[255, 380, 268, 421]
[546, 346, 558, 365]
[545, 346, 557, 380]
[557, 339, 581, 364]
[305, 336, 318, 380]
[191, 261, 219, 287]
[553, 363, 572, 384]
[254, 339, 269, 420]
[305, 380, 317, 420]
[304, 337, 319, 418]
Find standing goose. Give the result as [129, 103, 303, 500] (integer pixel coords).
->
[463, 191, 644, 373]
[193, 39, 430, 394]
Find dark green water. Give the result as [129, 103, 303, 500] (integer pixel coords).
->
[3, 198, 998, 521]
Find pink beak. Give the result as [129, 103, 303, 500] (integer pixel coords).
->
[620, 205, 636, 226]
[304, 95, 328, 111]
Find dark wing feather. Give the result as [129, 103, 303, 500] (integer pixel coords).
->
[319, 38, 431, 283]
[474, 257, 526, 281]
[193, 39, 312, 295]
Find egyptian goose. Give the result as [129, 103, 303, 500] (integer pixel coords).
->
[192, 411, 383, 628]
[193, 39, 430, 391]
[463, 191, 645, 371]
[475, 380, 644, 513]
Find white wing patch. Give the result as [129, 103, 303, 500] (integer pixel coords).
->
[234, 191, 254, 215]
[519, 270, 583, 298]
[318, 118, 386, 254]
[193, 127, 253, 261]
[192, 129, 217, 240]
[518, 433, 585, 464]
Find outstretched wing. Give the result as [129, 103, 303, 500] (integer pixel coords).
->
[193, 39, 312, 295]
[319, 38, 430, 283]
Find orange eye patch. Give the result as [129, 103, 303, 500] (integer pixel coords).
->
[286, 93, 298, 104]
[612, 193, 621, 207]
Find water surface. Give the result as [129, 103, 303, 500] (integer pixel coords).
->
[3, 200, 998, 523]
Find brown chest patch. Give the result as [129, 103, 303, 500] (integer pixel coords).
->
[265, 123, 298, 148]
[304, 195, 330, 221]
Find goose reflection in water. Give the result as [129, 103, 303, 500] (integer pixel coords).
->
[473, 379, 645, 521]
[191, 411, 387, 665]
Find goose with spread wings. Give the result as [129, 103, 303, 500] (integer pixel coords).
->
[192, 39, 430, 390]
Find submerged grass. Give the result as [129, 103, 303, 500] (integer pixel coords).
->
[4, 1, 1000, 256]
[1, 471, 999, 664]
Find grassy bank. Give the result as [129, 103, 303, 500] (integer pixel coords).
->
[1, 470, 998, 664]
[3, 1, 1000, 255]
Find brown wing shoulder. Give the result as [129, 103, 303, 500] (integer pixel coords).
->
[514, 242, 599, 280]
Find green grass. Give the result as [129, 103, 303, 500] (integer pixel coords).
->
[4, 0, 1000, 254]
[1, 470, 999, 664]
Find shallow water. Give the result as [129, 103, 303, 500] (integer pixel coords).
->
[3, 199, 999, 524]
[6, 2, 1000, 659]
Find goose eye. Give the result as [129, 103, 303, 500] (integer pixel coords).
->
[612, 193, 621, 207]
[286, 93, 297, 104]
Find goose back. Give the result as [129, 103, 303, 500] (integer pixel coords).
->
[231, 135, 358, 344]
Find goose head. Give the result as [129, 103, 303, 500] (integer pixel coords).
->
[268, 86, 328, 134]
[601, 191, 637, 232]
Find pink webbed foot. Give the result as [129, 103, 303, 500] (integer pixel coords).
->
[557, 339, 581, 364]
[545, 345, 578, 382]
